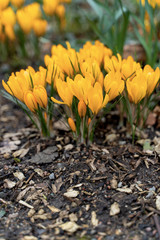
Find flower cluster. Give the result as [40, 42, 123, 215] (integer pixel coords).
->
[139, 0, 160, 7]
[2, 66, 50, 136]
[2, 40, 160, 143]
[0, 0, 71, 43]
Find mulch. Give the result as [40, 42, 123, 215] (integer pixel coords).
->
[0, 82, 160, 240]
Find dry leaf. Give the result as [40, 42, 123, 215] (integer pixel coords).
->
[54, 119, 69, 131]
[156, 196, 160, 210]
[63, 189, 79, 198]
[33, 213, 52, 220]
[110, 202, 120, 216]
[13, 171, 25, 181]
[64, 144, 74, 151]
[91, 211, 99, 226]
[4, 179, 16, 189]
[60, 221, 79, 233]
[22, 236, 37, 240]
[34, 168, 44, 177]
[52, 177, 63, 194]
[146, 112, 157, 126]
[13, 148, 29, 158]
[104, 133, 117, 143]
[16, 186, 34, 201]
[48, 205, 60, 213]
[116, 187, 132, 193]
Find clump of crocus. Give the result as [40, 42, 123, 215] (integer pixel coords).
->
[51, 74, 110, 144]
[47, 41, 121, 144]
[2, 66, 54, 137]
[0, 6, 16, 41]
[0, 0, 72, 60]
[43, 0, 71, 28]
[2, 40, 160, 144]
[16, 3, 47, 36]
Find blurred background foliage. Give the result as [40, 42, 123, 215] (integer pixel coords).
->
[0, 0, 160, 69]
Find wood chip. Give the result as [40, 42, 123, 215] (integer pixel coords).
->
[116, 187, 132, 193]
[48, 205, 60, 213]
[110, 202, 120, 216]
[13, 171, 25, 181]
[12, 148, 29, 158]
[22, 236, 38, 240]
[60, 221, 80, 233]
[91, 211, 99, 226]
[4, 179, 16, 189]
[64, 189, 79, 198]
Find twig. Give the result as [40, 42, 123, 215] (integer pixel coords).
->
[19, 200, 34, 209]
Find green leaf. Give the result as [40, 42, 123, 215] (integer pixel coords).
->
[0, 210, 6, 218]
[86, 0, 104, 19]
[143, 140, 153, 151]
[14, 158, 21, 163]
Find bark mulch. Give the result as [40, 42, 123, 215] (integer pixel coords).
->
[0, 89, 160, 240]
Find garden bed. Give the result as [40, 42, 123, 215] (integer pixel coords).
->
[0, 91, 160, 240]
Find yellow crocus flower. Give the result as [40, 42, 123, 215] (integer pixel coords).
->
[56, 4, 65, 19]
[104, 54, 122, 73]
[104, 71, 124, 101]
[79, 40, 112, 67]
[138, 0, 156, 7]
[43, 0, 59, 16]
[121, 56, 141, 80]
[67, 74, 92, 104]
[104, 54, 141, 81]
[5, 24, 15, 41]
[87, 82, 109, 115]
[0, 0, 9, 11]
[1, 7, 16, 26]
[33, 19, 47, 37]
[51, 78, 73, 107]
[80, 59, 103, 86]
[33, 85, 48, 108]
[32, 67, 47, 87]
[24, 91, 38, 112]
[17, 9, 33, 34]
[51, 42, 79, 76]
[25, 3, 41, 20]
[10, 0, 24, 8]
[2, 67, 40, 102]
[17, 3, 41, 34]
[143, 65, 160, 96]
[2, 71, 31, 102]
[44, 55, 64, 88]
[126, 71, 147, 104]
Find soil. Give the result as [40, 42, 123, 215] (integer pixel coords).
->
[0, 76, 160, 240]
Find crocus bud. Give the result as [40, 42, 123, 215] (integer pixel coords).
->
[78, 100, 86, 118]
[33, 85, 48, 108]
[68, 118, 76, 132]
[24, 90, 38, 112]
[88, 118, 91, 126]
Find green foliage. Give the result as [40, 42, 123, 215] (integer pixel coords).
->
[86, 0, 130, 55]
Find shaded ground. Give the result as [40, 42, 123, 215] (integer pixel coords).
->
[0, 85, 160, 240]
